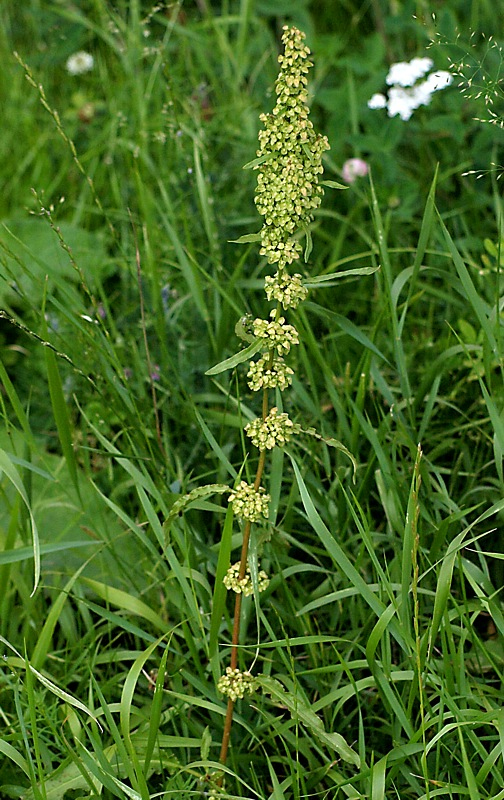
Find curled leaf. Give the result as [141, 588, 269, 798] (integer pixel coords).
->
[258, 675, 360, 768]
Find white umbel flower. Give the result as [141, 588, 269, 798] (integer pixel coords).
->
[368, 93, 387, 110]
[424, 70, 453, 91]
[386, 57, 433, 87]
[368, 56, 452, 121]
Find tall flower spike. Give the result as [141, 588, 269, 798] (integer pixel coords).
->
[254, 26, 330, 270]
[217, 26, 332, 774]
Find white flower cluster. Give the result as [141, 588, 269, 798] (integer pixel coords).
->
[223, 562, 270, 595]
[217, 668, 257, 702]
[368, 57, 453, 121]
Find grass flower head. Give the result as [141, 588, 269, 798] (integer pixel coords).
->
[252, 310, 299, 356]
[217, 668, 257, 702]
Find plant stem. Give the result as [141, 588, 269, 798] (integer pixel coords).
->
[218, 402, 268, 766]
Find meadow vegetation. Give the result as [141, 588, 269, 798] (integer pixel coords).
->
[1, 1, 504, 798]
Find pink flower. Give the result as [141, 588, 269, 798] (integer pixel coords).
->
[342, 158, 369, 184]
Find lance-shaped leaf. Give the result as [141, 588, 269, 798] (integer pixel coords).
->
[163, 483, 229, 531]
[242, 152, 275, 170]
[321, 179, 349, 190]
[228, 232, 262, 244]
[205, 340, 263, 375]
[304, 265, 379, 286]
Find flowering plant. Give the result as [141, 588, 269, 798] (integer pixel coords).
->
[203, 26, 361, 783]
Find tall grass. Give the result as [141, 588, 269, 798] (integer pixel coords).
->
[0, 1, 503, 798]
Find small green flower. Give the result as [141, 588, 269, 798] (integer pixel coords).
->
[223, 562, 270, 596]
[245, 406, 301, 450]
[247, 354, 294, 392]
[264, 270, 308, 309]
[253, 310, 299, 356]
[228, 480, 270, 521]
[217, 667, 257, 702]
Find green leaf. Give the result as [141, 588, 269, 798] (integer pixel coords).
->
[305, 265, 379, 285]
[205, 340, 262, 375]
[321, 179, 349, 190]
[22, 758, 97, 800]
[0, 741, 30, 777]
[303, 223, 313, 262]
[302, 427, 358, 481]
[200, 727, 212, 761]
[242, 152, 275, 169]
[40, 289, 81, 504]
[209, 503, 235, 680]
[437, 209, 498, 356]
[79, 577, 168, 633]
[427, 498, 504, 659]
[305, 302, 389, 364]
[228, 232, 262, 244]
[31, 563, 90, 671]
[289, 454, 406, 651]
[1, 635, 101, 725]
[235, 314, 255, 342]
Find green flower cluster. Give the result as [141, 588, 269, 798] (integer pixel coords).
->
[264, 271, 308, 309]
[223, 562, 270, 596]
[217, 668, 257, 702]
[228, 480, 270, 522]
[245, 407, 301, 451]
[252, 311, 299, 356]
[247, 354, 293, 391]
[254, 25, 330, 271]
[217, 28, 334, 757]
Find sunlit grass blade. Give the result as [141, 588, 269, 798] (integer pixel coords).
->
[209, 504, 234, 680]
[437, 208, 498, 356]
[78, 577, 167, 634]
[399, 165, 438, 334]
[0, 449, 40, 595]
[143, 641, 171, 774]
[289, 454, 406, 650]
[31, 563, 88, 671]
